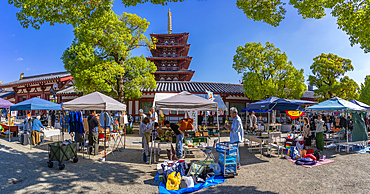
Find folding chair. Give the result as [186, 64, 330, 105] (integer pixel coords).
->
[202, 139, 218, 162]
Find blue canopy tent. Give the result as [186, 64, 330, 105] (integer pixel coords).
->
[306, 98, 365, 111]
[10, 97, 61, 148]
[307, 98, 367, 146]
[349, 100, 370, 110]
[10, 97, 61, 111]
[245, 97, 316, 135]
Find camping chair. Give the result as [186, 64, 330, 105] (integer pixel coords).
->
[202, 139, 218, 162]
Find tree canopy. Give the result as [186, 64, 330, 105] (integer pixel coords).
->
[62, 11, 157, 102]
[359, 76, 370, 106]
[308, 53, 360, 102]
[233, 42, 306, 100]
[10, 0, 370, 52]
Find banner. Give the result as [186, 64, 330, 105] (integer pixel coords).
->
[285, 111, 305, 120]
[206, 91, 214, 101]
[186, 110, 198, 131]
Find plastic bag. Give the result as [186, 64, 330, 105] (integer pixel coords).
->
[166, 171, 181, 190]
[180, 176, 194, 188]
[208, 163, 221, 176]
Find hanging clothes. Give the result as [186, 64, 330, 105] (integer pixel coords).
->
[99, 112, 111, 128]
[68, 111, 85, 134]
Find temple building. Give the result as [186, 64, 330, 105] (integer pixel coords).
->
[0, 9, 316, 122]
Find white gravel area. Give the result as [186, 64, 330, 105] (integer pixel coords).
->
[1, 135, 370, 194]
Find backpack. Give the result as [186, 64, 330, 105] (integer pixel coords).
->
[314, 150, 322, 161]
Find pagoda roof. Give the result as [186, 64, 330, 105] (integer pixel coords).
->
[0, 71, 72, 88]
[150, 33, 189, 37]
[155, 44, 190, 48]
[146, 56, 193, 61]
[154, 70, 195, 75]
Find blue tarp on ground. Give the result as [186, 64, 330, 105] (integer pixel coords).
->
[159, 176, 226, 194]
[10, 97, 61, 111]
[307, 98, 366, 111]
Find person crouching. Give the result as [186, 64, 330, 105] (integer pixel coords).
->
[140, 117, 151, 163]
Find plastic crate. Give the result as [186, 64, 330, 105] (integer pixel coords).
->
[219, 152, 237, 165]
[218, 161, 237, 174]
[216, 142, 238, 154]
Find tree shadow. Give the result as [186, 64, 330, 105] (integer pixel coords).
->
[195, 185, 278, 194]
[0, 141, 150, 193]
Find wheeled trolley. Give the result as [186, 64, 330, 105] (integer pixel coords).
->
[47, 141, 78, 170]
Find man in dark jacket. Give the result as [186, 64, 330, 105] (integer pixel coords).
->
[88, 110, 99, 155]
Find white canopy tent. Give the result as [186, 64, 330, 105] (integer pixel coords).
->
[62, 92, 126, 111]
[151, 91, 220, 164]
[62, 92, 127, 160]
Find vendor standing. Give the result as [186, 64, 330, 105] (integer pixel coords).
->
[32, 115, 44, 146]
[315, 114, 325, 152]
[150, 107, 158, 124]
[140, 117, 151, 163]
[250, 111, 258, 130]
[225, 107, 243, 168]
[88, 110, 99, 155]
[164, 120, 184, 159]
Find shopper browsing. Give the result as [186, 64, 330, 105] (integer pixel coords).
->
[315, 114, 325, 152]
[140, 117, 151, 163]
[250, 111, 258, 130]
[225, 107, 243, 168]
[32, 115, 44, 146]
[164, 120, 184, 159]
[139, 109, 147, 123]
[150, 107, 158, 124]
[88, 110, 99, 155]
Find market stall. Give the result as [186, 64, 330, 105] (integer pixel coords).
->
[151, 91, 219, 164]
[0, 98, 15, 141]
[62, 92, 126, 160]
[10, 97, 62, 149]
[244, 97, 316, 156]
[307, 97, 367, 153]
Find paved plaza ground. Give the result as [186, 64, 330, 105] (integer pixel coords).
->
[1, 131, 370, 194]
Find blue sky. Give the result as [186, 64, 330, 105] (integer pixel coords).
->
[1, 0, 369, 86]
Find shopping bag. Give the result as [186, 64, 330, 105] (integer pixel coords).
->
[166, 171, 181, 190]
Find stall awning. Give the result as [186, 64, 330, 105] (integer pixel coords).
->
[62, 92, 126, 111]
[307, 98, 366, 111]
[155, 91, 218, 111]
[10, 97, 61, 111]
[349, 100, 370, 110]
[0, 98, 14, 109]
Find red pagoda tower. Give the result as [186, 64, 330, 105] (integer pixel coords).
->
[146, 9, 195, 81]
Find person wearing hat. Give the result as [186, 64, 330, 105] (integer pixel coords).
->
[32, 115, 44, 146]
[139, 109, 147, 124]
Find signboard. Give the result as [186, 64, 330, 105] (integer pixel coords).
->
[186, 110, 198, 131]
[11, 111, 17, 117]
[285, 111, 305, 120]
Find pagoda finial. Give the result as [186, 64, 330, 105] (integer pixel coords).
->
[167, 8, 172, 34]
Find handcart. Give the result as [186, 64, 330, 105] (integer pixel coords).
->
[216, 142, 239, 178]
[47, 141, 78, 170]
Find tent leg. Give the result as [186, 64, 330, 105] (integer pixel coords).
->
[217, 108, 220, 143]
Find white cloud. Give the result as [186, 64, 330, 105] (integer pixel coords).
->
[15, 57, 23, 61]
[26, 68, 30, 70]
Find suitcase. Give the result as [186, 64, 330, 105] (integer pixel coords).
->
[21, 133, 29, 145]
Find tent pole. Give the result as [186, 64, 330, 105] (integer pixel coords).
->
[8, 109, 11, 142]
[104, 110, 107, 160]
[217, 108, 220, 143]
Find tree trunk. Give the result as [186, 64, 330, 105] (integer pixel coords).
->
[118, 75, 125, 103]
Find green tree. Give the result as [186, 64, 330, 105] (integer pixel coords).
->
[62, 11, 157, 102]
[308, 53, 359, 102]
[233, 42, 306, 100]
[359, 77, 370, 105]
